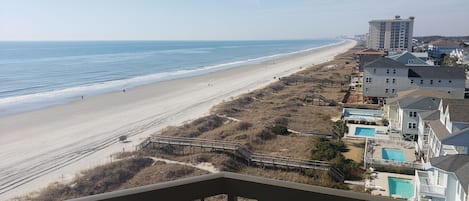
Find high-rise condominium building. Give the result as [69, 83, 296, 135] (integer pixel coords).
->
[367, 15, 415, 52]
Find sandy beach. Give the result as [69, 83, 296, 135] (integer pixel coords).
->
[0, 40, 356, 200]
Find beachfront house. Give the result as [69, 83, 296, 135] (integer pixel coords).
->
[387, 51, 429, 66]
[392, 97, 440, 141]
[355, 49, 387, 71]
[414, 154, 469, 201]
[427, 39, 462, 65]
[426, 99, 469, 160]
[363, 57, 465, 103]
[416, 110, 440, 162]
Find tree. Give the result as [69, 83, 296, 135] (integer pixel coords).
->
[332, 120, 348, 139]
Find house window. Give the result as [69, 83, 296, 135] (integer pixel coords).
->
[408, 123, 416, 129]
[410, 79, 414, 84]
[392, 78, 396, 84]
[365, 88, 369, 93]
[373, 68, 376, 73]
[386, 69, 390, 74]
[392, 89, 395, 94]
[430, 80, 433, 85]
[438, 80, 441, 83]
[420, 80, 423, 84]
[448, 91, 451, 94]
[393, 69, 396, 74]
[409, 111, 417, 117]
[449, 80, 452, 83]
[386, 78, 389, 83]
[365, 78, 368, 83]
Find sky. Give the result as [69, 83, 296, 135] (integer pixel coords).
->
[1, 0, 468, 41]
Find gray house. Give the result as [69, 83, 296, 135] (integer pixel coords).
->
[363, 58, 465, 102]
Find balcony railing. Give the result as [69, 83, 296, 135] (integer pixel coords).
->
[67, 172, 396, 201]
[416, 171, 446, 198]
[419, 184, 446, 197]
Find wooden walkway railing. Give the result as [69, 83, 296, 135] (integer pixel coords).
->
[138, 136, 345, 182]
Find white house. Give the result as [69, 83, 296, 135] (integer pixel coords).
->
[393, 97, 440, 141]
[415, 154, 469, 201]
[363, 58, 466, 103]
[416, 110, 440, 161]
[426, 99, 469, 159]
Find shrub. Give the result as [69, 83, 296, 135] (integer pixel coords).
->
[332, 120, 348, 139]
[196, 115, 224, 133]
[166, 167, 195, 179]
[270, 125, 289, 135]
[236, 122, 253, 131]
[256, 129, 276, 141]
[371, 164, 415, 175]
[270, 83, 284, 92]
[31, 157, 153, 201]
[274, 117, 289, 126]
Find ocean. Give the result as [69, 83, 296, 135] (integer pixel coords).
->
[0, 39, 341, 115]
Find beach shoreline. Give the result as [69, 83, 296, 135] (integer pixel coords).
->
[0, 39, 356, 200]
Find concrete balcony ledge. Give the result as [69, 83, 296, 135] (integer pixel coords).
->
[67, 172, 396, 201]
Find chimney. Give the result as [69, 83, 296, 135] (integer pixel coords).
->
[395, 15, 401, 19]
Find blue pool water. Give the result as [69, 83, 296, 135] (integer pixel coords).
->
[382, 148, 406, 162]
[388, 177, 414, 200]
[355, 127, 376, 137]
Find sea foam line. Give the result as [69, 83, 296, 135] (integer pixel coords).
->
[0, 39, 345, 114]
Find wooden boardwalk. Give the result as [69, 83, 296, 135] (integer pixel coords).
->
[139, 136, 345, 182]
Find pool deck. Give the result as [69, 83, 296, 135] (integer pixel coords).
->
[346, 124, 389, 139]
[369, 139, 416, 163]
[367, 172, 414, 200]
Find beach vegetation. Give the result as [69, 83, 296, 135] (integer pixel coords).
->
[332, 120, 348, 139]
[27, 157, 152, 201]
[236, 121, 252, 131]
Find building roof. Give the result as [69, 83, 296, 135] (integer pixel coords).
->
[418, 110, 440, 121]
[398, 96, 440, 110]
[411, 52, 428, 58]
[448, 104, 469, 122]
[442, 98, 469, 122]
[356, 49, 387, 55]
[429, 39, 460, 47]
[387, 88, 458, 105]
[441, 127, 469, 147]
[387, 51, 428, 65]
[430, 154, 469, 193]
[408, 66, 466, 79]
[364, 57, 407, 69]
[429, 120, 451, 139]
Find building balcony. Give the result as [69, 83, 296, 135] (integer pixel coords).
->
[416, 171, 446, 198]
[68, 172, 396, 201]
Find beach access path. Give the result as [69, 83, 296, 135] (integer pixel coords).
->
[0, 40, 356, 200]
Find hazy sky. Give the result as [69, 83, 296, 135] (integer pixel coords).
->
[1, 0, 468, 41]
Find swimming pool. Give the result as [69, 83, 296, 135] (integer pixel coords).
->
[388, 177, 414, 200]
[382, 148, 406, 162]
[355, 127, 376, 137]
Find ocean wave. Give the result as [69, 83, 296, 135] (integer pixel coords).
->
[0, 39, 345, 114]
